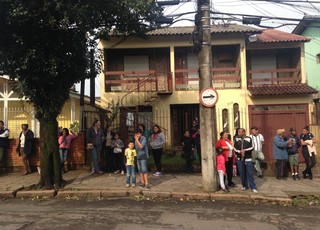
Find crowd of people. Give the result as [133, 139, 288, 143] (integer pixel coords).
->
[0, 118, 317, 194]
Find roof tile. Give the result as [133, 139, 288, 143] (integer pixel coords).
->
[257, 29, 310, 43]
[248, 84, 318, 96]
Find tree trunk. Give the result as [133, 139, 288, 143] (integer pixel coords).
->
[38, 118, 62, 189]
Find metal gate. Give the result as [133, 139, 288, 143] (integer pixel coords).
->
[249, 104, 309, 162]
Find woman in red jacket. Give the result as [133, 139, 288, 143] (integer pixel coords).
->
[216, 131, 236, 187]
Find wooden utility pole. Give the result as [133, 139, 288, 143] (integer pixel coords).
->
[198, 0, 217, 192]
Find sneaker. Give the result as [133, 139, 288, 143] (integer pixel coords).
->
[222, 189, 230, 193]
[121, 170, 124, 175]
[97, 171, 103, 175]
[241, 187, 247, 191]
[125, 184, 130, 188]
[145, 184, 150, 191]
[252, 189, 258, 194]
[132, 184, 136, 188]
[153, 171, 161, 177]
[139, 183, 145, 188]
[257, 175, 263, 178]
[114, 170, 120, 174]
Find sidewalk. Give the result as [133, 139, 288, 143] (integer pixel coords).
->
[1, 170, 320, 204]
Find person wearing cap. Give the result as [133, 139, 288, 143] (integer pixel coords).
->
[284, 128, 301, 180]
[273, 129, 292, 180]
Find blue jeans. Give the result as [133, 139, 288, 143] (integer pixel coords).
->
[59, 148, 68, 168]
[236, 159, 257, 190]
[126, 165, 136, 184]
[92, 146, 101, 172]
[137, 159, 148, 174]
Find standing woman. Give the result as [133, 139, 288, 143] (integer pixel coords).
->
[104, 125, 115, 173]
[16, 124, 34, 175]
[150, 125, 166, 177]
[58, 128, 77, 171]
[300, 126, 317, 179]
[86, 120, 104, 174]
[216, 131, 236, 187]
[182, 130, 195, 174]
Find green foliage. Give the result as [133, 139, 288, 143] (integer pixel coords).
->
[69, 121, 80, 133]
[0, 0, 162, 188]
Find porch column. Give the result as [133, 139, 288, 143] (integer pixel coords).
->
[70, 98, 76, 122]
[3, 81, 9, 125]
[240, 43, 247, 89]
[170, 46, 175, 91]
[300, 44, 306, 84]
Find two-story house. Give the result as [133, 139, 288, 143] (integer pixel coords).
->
[100, 24, 317, 162]
[293, 15, 320, 125]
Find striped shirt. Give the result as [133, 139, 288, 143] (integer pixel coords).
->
[250, 133, 264, 151]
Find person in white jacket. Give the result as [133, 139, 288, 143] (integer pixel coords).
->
[150, 125, 166, 177]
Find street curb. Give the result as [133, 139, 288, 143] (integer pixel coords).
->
[0, 191, 15, 199]
[15, 190, 57, 199]
[56, 190, 102, 199]
[142, 191, 172, 198]
[171, 192, 211, 200]
[210, 193, 251, 202]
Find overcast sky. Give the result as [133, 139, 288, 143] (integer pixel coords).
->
[79, 0, 320, 97]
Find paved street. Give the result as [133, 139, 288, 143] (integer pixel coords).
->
[0, 198, 319, 230]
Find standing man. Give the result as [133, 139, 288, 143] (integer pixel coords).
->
[16, 124, 34, 175]
[273, 129, 291, 180]
[0, 120, 9, 169]
[86, 120, 104, 175]
[234, 128, 258, 193]
[250, 127, 265, 178]
[300, 126, 317, 180]
[285, 128, 301, 180]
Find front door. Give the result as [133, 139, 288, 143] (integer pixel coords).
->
[171, 104, 199, 146]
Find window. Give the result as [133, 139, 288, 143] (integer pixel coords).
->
[222, 109, 229, 132]
[233, 103, 240, 129]
[316, 54, 320, 64]
[124, 55, 149, 74]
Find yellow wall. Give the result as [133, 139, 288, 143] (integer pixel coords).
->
[99, 34, 314, 147]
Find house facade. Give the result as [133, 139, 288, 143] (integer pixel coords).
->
[293, 15, 320, 125]
[0, 75, 87, 137]
[100, 24, 317, 162]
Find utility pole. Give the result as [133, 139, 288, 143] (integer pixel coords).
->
[197, 0, 217, 192]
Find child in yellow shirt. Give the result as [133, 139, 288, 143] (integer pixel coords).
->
[125, 141, 137, 188]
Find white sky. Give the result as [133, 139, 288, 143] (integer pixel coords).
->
[78, 0, 320, 97]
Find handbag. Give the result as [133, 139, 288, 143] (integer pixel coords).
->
[113, 147, 122, 153]
[86, 143, 94, 151]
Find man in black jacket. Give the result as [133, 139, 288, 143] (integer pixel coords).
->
[0, 120, 9, 168]
[234, 128, 258, 193]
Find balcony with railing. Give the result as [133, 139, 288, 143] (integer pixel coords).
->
[105, 70, 172, 93]
[247, 68, 301, 85]
[174, 67, 241, 91]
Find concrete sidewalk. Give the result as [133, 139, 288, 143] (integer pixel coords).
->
[1, 170, 320, 203]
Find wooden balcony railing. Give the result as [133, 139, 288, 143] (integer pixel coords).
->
[175, 67, 241, 90]
[247, 68, 301, 85]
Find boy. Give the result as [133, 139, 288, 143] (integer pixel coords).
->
[134, 129, 150, 190]
[124, 141, 137, 188]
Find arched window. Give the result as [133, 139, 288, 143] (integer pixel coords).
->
[233, 103, 240, 129]
[222, 109, 229, 132]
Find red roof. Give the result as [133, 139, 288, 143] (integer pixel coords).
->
[248, 84, 318, 96]
[256, 29, 310, 43]
[146, 24, 261, 36]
